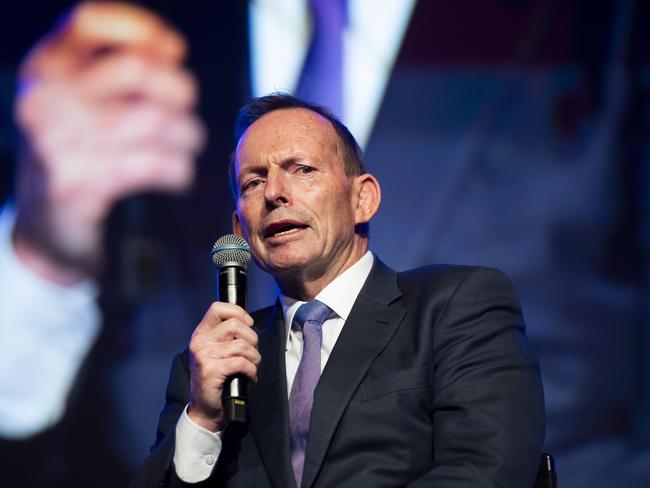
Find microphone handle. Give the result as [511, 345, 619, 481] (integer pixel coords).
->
[218, 265, 249, 424]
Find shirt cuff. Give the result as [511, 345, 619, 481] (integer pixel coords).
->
[173, 405, 223, 483]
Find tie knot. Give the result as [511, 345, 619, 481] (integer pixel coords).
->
[294, 300, 332, 329]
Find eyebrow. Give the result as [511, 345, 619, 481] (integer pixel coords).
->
[238, 155, 310, 180]
[237, 163, 267, 181]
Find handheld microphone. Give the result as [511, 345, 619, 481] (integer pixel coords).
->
[211, 234, 252, 424]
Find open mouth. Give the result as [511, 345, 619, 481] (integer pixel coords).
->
[263, 221, 308, 238]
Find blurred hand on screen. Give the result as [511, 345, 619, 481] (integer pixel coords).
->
[12, 1, 205, 284]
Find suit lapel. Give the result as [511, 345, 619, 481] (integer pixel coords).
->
[248, 301, 296, 488]
[301, 259, 406, 488]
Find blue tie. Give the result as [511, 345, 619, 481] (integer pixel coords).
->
[288, 300, 332, 487]
[295, 0, 348, 118]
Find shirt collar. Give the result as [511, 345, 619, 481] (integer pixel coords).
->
[280, 251, 374, 334]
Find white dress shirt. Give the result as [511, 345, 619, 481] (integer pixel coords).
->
[250, 0, 416, 148]
[173, 251, 374, 483]
[0, 204, 100, 438]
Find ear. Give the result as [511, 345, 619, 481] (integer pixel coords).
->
[353, 173, 381, 225]
[232, 210, 244, 237]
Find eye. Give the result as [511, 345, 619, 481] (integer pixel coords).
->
[241, 177, 264, 192]
[296, 165, 314, 174]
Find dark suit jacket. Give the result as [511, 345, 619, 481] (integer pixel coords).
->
[132, 259, 545, 487]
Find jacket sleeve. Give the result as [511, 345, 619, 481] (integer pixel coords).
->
[409, 267, 545, 487]
[129, 351, 197, 488]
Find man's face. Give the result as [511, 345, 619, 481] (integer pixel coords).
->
[232, 108, 362, 283]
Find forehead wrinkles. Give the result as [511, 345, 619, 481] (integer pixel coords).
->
[236, 108, 341, 170]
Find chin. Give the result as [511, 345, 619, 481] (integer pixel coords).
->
[262, 251, 313, 275]
[266, 259, 308, 275]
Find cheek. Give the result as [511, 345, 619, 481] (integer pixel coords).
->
[324, 199, 356, 236]
[236, 208, 266, 253]
[236, 202, 255, 230]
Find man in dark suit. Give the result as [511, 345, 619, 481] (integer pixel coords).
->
[132, 94, 545, 487]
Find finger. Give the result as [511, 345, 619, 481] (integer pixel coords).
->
[20, 53, 198, 114]
[192, 353, 258, 385]
[19, 77, 204, 161]
[77, 53, 198, 109]
[68, 1, 185, 60]
[84, 107, 204, 187]
[77, 104, 204, 153]
[199, 302, 255, 331]
[193, 319, 259, 349]
[92, 145, 196, 197]
[20, 2, 185, 81]
[211, 357, 258, 383]
[19, 113, 202, 206]
[199, 338, 262, 366]
[160, 113, 206, 154]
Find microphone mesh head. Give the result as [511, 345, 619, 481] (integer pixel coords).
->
[211, 234, 251, 267]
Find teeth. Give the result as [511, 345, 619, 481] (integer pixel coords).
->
[274, 227, 301, 237]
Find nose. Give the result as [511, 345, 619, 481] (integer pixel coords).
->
[264, 170, 290, 208]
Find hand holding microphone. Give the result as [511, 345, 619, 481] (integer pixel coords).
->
[13, 1, 204, 284]
[187, 235, 259, 432]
